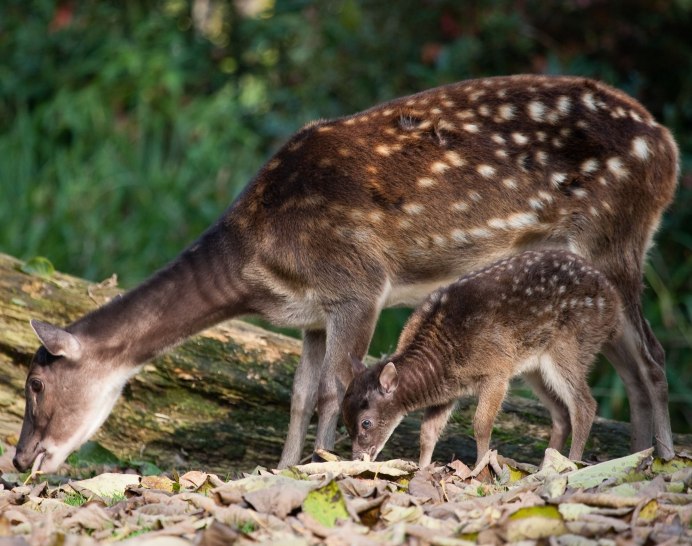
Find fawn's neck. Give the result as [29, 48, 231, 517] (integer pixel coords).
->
[392, 345, 455, 412]
[70, 222, 248, 365]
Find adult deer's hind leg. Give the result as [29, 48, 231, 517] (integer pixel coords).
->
[602, 302, 673, 459]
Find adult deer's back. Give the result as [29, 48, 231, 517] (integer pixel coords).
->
[16, 75, 677, 475]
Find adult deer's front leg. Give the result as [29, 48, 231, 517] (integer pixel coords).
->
[314, 301, 380, 455]
[278, 330, 326, 468]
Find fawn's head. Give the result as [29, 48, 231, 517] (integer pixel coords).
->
[342, 356, 405, 462]
[14, 320, 134, 474]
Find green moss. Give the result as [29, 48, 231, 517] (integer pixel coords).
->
[63, 492, 89, 507]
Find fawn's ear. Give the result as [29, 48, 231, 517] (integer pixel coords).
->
[30, 319, 82, 359]
[378, 362, 399, 395]
[349, 353, 367, 376]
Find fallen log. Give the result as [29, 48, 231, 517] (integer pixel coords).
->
[0, 252, 690, 474]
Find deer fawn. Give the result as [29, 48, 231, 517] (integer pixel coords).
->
[343, 250, 622, 467]
[15, 74, 677, 475]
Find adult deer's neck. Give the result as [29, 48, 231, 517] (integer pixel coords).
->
[70, 220, 248, 366]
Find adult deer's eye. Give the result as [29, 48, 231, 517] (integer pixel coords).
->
[29, 378, 44, 394]
[361, 419, 372, 430]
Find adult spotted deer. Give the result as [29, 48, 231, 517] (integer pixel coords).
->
[15, 74, 677, 474]
[343, 250, 622, 467]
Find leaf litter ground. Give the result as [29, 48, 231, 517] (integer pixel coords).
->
[0, 448, 690, 545]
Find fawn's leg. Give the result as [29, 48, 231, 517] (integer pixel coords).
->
[566, 376, 598, 461]
[278, 330, 326, 468]
[419, 401, 457, 467]
[473, 376, 509, 465]
[539, 349, 597, 461]
[523, 370, 571, 452]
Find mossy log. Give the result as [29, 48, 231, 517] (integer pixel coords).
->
[0, 252, 690, 474]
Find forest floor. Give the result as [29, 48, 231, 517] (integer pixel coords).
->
[1, 447, 691, 545]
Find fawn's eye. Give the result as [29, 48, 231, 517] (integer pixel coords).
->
[361, 419, 372, 430]
[29, 378, 44, 394]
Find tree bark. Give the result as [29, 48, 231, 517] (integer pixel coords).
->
[0, 252, 690, 474]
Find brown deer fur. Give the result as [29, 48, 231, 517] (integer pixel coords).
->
[343, 250, 622, 466]
[15, 75, 677, 474]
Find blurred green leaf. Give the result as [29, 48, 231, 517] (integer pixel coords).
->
[20, 257, 55, 278]
[67, 441, 121, 467]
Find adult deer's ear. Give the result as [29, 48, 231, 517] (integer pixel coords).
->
[378, 362, 399, 395]
[30, 320, 82, 359]
[349, 353, 367, 376]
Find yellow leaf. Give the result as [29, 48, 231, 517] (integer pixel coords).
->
[637, 499, 658, 523]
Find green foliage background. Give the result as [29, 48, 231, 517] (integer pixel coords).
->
[0, 0, 690, 432]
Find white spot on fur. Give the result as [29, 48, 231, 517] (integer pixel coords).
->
[495, 149, 508, 159]
[456, 109, 475, 119]
[469, 227, 491, 238]
[463, 123, 480, 133]
[469, 90, 486, 101]
[478, 105, 491, 116]
[451, 229, 468, 243]
[444, 151, 465, 166]
[582, 92, 597, 111]
[556, 95, 571, 115]
[536, 151, 548, 165]
[492, 134, 506, 145]
[502, 178, 518, 189]
[418, 177, 436, 187]
[528, 197, 543, 210]
[498, 104, 515, 120]
[487, 218, 507, 229]
[512, 132, 529, 145]
[376, 144, 392, 156]
[631, 136, 649, 160]
[507, 211, 538, 228]
[452, 201, 469, 211]
[433, 234, 447, 246]
[431, 162, 449, 174]
[607, 157, 628, 178]
[469, 191, 482, 202]
[537, 191, 554, 202]
[477, 164, 496, 177]
[551, 172, 567, 187]
[581, 158, 600, 174]
[528, 101, 546, 122]
[403, 203, 425, 214]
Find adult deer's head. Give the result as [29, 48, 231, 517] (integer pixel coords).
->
[13, 320, 134, 474]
